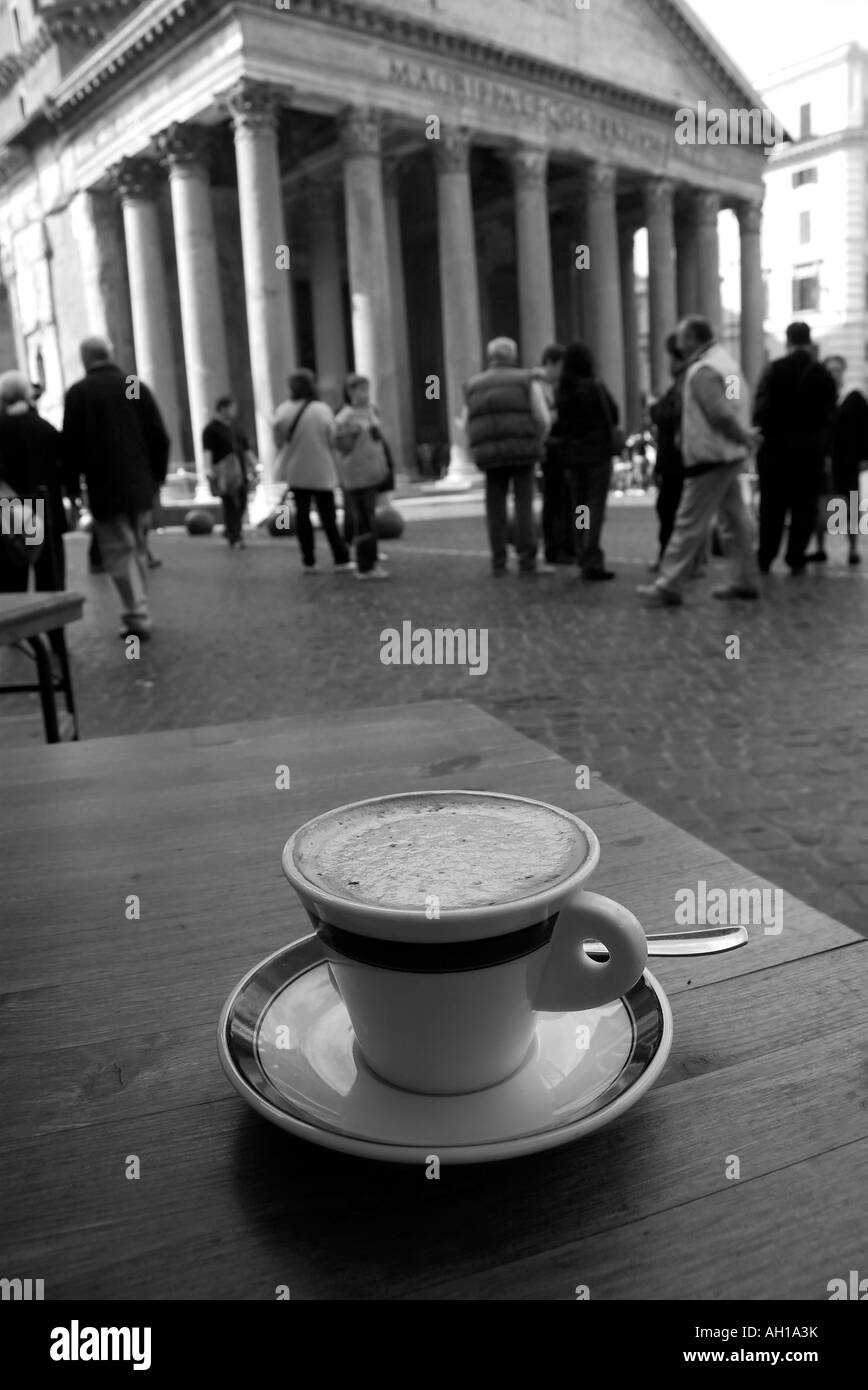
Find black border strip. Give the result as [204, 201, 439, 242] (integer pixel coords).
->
[312, 914, 557, 974]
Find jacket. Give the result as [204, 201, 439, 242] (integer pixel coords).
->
[753, 350, 837, 456]
[682, 343, 751, 470]
[334, 404, 389, 490]
[273, 400, 341, 491]
[556, 378, 620, 470]
[0, 407, 67, 544]
[649, 375, 685, 477]
[464, 367, 546, 471]
[62, 361, 170, 520]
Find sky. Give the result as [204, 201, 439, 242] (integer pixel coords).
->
[684, 0, 868, 84]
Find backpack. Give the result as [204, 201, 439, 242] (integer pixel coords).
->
[0, 479, 45, 567]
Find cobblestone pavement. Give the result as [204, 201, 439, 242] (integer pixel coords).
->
[3, 501, 866, 935]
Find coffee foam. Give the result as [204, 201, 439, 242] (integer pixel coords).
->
[294, 794, 587, 911]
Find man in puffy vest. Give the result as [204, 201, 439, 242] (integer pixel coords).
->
[637, 315, 761, 607]
[463, 337, 551, 576]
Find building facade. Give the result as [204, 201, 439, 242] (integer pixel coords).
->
[0, 0, 771, 494]
[757, 43, 868, 385]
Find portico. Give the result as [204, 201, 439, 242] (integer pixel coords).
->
[0, 0, 772, 497]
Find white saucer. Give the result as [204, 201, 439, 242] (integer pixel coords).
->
[218, 935, 673, 1165]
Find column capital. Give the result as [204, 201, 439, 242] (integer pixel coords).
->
[109, 155, 162, 201]
[586, 162, 618, 198]
[222, 78, 287, 134]
[511, 144, 548, 190]
[736, 199, 764, 236]
[694, 190, 721, 224]
[154, 122, 212, 170]
[645, 177, 674, 216]
[340, 106, 381, 158]
[434, 127, 473, 175]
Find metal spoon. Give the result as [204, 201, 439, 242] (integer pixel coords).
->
[586, 925, 749, 960]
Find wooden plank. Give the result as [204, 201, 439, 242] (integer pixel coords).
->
[0, 591, 84, 645]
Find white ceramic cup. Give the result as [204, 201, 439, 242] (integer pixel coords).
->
[282, 791, 648, 1095]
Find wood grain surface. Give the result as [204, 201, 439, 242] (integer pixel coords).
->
[0, 699, 864, 1300]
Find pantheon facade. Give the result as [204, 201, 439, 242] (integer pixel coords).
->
[0, 0, 771, 492]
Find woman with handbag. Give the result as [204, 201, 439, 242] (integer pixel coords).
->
[555, 342, 622, 581]
[334, 373, 391, 581]
[272, 370, 353, 575]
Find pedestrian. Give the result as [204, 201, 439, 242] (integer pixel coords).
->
[0, 371, 67, 599]
[636, 315, 761, 607]
[202, 396, 255, 549]
[752, 322, 838, 575]
[648, 333, 687, 571]
[334, 373, 391, 581]
[272, 369, 353, 576]
[462, 337, 550, 576]
[62, 336, 169, 640]
[555, 341, 620, 581]
[806, 355, 868, 567]
[537, 344, 574, 565]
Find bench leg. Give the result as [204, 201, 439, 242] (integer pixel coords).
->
[49, 627, 79, 740]
[26, 634, 60, 744]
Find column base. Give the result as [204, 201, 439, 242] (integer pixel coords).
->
[426, 444, 482, 493]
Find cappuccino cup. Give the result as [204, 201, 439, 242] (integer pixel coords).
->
[282, 791, 647, 1095]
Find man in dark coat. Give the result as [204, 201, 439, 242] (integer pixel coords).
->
[63, 336, 169, 639]
[752, 322, 837, 575]
[0, 371, 67, 595]
[648, 333, 687, 571]
[806, 355, 868, 567]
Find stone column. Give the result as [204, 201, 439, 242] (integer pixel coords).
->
[695, 190, 722, 330]
[619, 223, 641, 434]
[383, 160, 414, 478]
[676, 205, 699, 319]
[511, 143, 555, 368]
[112, 156, 185, 463]
[584, 162, 625, 409]
[224, 79, 296, 488]
[645, 177, 678, 396]
[340, 107, 401, 471]
[737, 199, 765, 390]
[434, 126, 483, 489]
[307, 182, 347, 412]
[156, 123, 230, 497]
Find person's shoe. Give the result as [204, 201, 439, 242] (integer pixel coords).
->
[804, 551, 827, 564]
[334, 561, 356, 574]
[302, 566, 318, 577]
[147, 555, 163, 569]
[849, 552, 861, 567]
[118, 626, 152, 641]
[636, 583, 682, 607]
[712, 585, 760, 600]
[356, 565, 389, 581]
[788, 564, 806, 577]
[582, 569, 616, 582]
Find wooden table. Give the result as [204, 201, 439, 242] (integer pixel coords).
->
[0, 591, 83, 742]
[1, 700, 864, 1300]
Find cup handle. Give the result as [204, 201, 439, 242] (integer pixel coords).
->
[532, 890, 648, 1012]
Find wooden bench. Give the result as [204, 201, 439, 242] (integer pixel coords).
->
[0, 591, 83, 743]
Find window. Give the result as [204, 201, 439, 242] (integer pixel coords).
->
[799, 211, 811, 244]
[799, 103, 812, 138]
[792, 167, 818, 188]
[792, 274, 820, 312]
[17, 95, 25, 119]
[11, 6, 22, 47]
